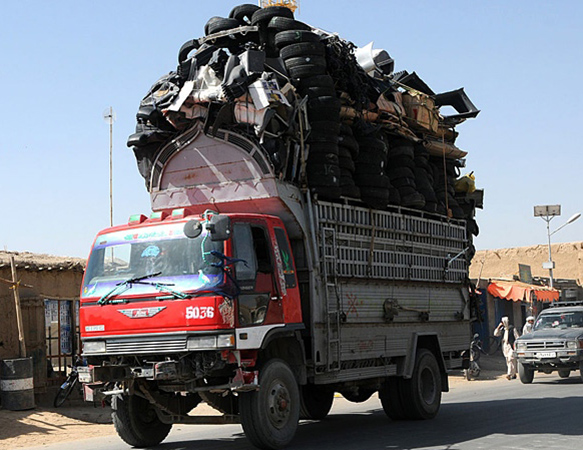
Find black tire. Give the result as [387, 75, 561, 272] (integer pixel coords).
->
[275, 30, 320, 48]
[358, 137, 387, 153]
[289, 64, 327, 79]
[112, 394, 172, 448]
[308, 142, 339, 154]
[518, 362, 535, 384]
[268, 16, 311, 31]
[308, 96, 341, 108]
[251, 6, 294, 25]
[299, 384, 334, 420]
[298, 85, 336, 99]
[297, 74, 335, 90]
[354, 173, 391, 189]
[340, 388, 375, 403]
[399, 349, 442, 420]
[356, 150, 386, 167]
[338, 156, 355, 173]
[53, 376, 77, 407]
[206, 17, 241, 36]
[307, 152, 340, 166]
[558, 369, 570, 379]
[340, 183, 361, 199]
[229, 3, 261, 23]
[307, 163, 341, 180]
[309, 120, 340, 133]
[239, 359, 300, 450]
[379, 377, 408, 420]
[177, 39, 201, 64]
[280, 42, 325, 59]
[284, 55, 326, 69]
[391, 177, 417, 189]
[389, 144, 415, 158]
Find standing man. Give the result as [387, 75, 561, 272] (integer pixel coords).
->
[494, 317, 520, 380]
[522, 316, 535, 335]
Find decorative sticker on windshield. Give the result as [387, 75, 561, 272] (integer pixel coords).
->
[141, 245, 161, 258]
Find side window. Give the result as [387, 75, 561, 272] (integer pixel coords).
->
[252, 226, 273, 273]
[232, 223, 258, 281]
[274, 228, 297, 288]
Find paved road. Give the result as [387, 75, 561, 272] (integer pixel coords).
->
[22, 373, 583, 450]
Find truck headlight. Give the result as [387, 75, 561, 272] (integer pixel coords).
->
[567, 341, 579, 350]
[187, 334, 235, 350]
[83, 340, 106, 354]
[516, 342, 527, 352]
[187, 336, 217, 350]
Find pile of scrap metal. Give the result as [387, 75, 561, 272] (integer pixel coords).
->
[127, 3, 482, 244]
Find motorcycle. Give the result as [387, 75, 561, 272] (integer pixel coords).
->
[464, 333, 484, 380]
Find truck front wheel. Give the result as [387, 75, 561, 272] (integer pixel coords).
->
[399, 349, 442, 420]
[240, 359, 300, 449]
[299, 383, 334, 420]
[518, 362, 535, 384]
[112, 394, 172, 448]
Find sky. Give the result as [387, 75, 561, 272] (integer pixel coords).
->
[1, 0, 582, 258]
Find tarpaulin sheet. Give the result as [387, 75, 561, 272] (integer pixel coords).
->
[487, 280, 559, 303]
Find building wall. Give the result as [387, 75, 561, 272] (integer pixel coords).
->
[0, 268, 83, 391]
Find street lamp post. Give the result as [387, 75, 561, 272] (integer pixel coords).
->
[534, 205, 581, 289]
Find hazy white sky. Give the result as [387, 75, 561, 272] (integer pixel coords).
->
[1, 0, 582, 258]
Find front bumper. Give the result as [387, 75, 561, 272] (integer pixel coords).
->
[517, 349, 583, 368]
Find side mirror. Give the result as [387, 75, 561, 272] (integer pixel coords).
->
[183, 220, 203, 239]
[206, 215, 231, 241]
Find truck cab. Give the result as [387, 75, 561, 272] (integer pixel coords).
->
[80, 210, 302, 395]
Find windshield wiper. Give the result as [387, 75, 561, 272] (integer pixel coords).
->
[129, 280, 191, 300]
[98, 272, 162, 305]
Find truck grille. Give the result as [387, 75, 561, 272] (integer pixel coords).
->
[106, 335, 187, 355]
[525, 341, 565, 350]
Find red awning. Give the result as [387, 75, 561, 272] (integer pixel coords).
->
[487, 280, 559, 303]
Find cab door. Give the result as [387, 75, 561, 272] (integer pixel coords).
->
[231, 221, 283, 327]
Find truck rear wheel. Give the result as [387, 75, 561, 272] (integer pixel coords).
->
[112, 394, 172, 448]
[399, 349, 442, 420]
[379, 377, 408, 420]
[299, 383, 334, 420]
[558, 369, 570, 379]
[518, 362, 535, 384]
[240, 359, 300, 449]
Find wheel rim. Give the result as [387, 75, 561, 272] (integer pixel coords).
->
[419, 367, 437, 405]
[267, 380, 291, 429]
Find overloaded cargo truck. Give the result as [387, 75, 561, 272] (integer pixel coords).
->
[78, 4, 482, 449]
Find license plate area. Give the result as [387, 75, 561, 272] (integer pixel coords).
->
[535, 351, 557, 358]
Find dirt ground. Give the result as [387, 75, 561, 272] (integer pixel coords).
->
[0, 354, 508, 450]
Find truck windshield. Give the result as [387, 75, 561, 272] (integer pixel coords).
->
[534, 311, 583, 330]
[81, 222, 224, 300]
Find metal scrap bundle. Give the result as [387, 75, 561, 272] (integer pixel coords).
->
[127, 3, 482, 252]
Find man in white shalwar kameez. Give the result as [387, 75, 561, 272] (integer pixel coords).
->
[493, 316, 520, 379]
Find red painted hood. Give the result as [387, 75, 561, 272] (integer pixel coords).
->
[80, 295, 235, 338]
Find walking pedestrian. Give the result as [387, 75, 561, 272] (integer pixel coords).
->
[522, 316, 535, 335]
[493, 317, 520, 380]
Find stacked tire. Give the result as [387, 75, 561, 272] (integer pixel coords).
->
[432, 158, 464, 218]
[413, 143, 438, 213]
[353, 134, 390, 209]
[386, 138, 425, 209]
[338, 124, 360, 198]
[277, 30, 342, 200]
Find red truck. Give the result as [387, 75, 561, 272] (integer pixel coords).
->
[79, 125, 477, 449]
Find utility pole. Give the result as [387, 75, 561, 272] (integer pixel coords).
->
[103, 107, 116, 227]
